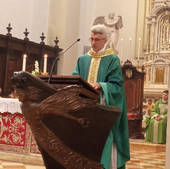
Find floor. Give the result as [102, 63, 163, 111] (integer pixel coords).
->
[126, 149, 165, 169]
[126, 139, 166, 169]
[0, 161, 45, 169]
[0, 140, 166, 169]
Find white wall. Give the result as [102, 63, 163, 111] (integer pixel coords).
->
[47, 0, 81, 75]
[0, 0, 49, 43]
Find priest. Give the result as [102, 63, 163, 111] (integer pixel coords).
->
[145, 90, 168, 144]
[72, 24, 130, 169]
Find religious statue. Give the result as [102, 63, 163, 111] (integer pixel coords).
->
[93, 13, 123, 54]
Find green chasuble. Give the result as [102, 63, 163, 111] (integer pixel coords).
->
[72, 49, 130, 169]
[145, 99, 168, 144]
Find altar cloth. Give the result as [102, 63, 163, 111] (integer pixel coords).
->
[0, 98, 39, 155]
[0, 98, 22, 114]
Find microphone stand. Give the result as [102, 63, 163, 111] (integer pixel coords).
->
[48, 38, 80, 84]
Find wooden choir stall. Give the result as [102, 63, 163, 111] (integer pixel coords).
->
[0, 24, 62, 97]
[122, 60, 145, 139]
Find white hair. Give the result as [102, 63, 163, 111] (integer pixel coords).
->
[90, 24, 109, 40]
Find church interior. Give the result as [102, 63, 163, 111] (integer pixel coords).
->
[0, 0, 170, 168]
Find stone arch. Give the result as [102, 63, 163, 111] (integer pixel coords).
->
[148, 5, 170, 53]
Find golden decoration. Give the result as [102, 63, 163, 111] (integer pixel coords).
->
[87, 48, 114, 83]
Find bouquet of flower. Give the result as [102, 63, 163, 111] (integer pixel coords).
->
[32, 60, 40, 76]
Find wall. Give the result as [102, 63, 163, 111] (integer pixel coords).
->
[135, 0, 146, 61]
[0, 0, 49, 43]
[47, 0, 80, 75]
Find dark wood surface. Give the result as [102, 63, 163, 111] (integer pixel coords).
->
[12, 71, 121, 169]
[39, 75, 100, 98]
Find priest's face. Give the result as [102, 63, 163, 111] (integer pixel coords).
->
[90, 32, 107, 53]
[162, 92, 168, 102]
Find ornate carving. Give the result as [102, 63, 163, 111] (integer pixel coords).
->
[122, 61, 145, 139]
[23, 28, 29, 41]
[143, 1, 170, 95]
[40, 32, 46, 45]
[6, 23, 12, 37]
[0, 31, 62, 96]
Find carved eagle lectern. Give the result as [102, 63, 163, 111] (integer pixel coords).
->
[11, 71, 120, 169]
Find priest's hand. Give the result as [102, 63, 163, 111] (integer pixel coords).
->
[90, 82, 101, 90]
[155, 115, 163, 121]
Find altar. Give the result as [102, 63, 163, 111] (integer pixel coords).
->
[144, 58, 170, 99]
[0, 98, 43, 165]
[142, 1, 170, 100]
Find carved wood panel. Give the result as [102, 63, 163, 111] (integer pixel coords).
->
[0, 33, 62, 96]
[122, 60, 145, 139]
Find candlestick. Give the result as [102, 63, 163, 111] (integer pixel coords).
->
[22, 54, 27, 71]
[43, 54, 48, 73]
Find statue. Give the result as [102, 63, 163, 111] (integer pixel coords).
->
[93, 13, 123, 54]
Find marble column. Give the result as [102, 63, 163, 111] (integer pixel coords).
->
[150, 16, 156, 53]
[146, 18, 152, 53]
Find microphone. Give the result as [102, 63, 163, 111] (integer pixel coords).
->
[48, 38, 80, 84]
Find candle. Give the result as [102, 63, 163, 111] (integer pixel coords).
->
[43, 54, 48, 73]
[138, 38, 141, 60]
[129, 37, 132, 60]
[22, 54, 27, 71]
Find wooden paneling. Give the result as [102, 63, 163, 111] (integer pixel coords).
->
[0, 34, 62, 96]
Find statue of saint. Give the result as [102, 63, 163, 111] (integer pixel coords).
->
[93, 13, 123, 54]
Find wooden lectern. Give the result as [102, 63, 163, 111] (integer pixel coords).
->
[11, 71, 120, 169]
